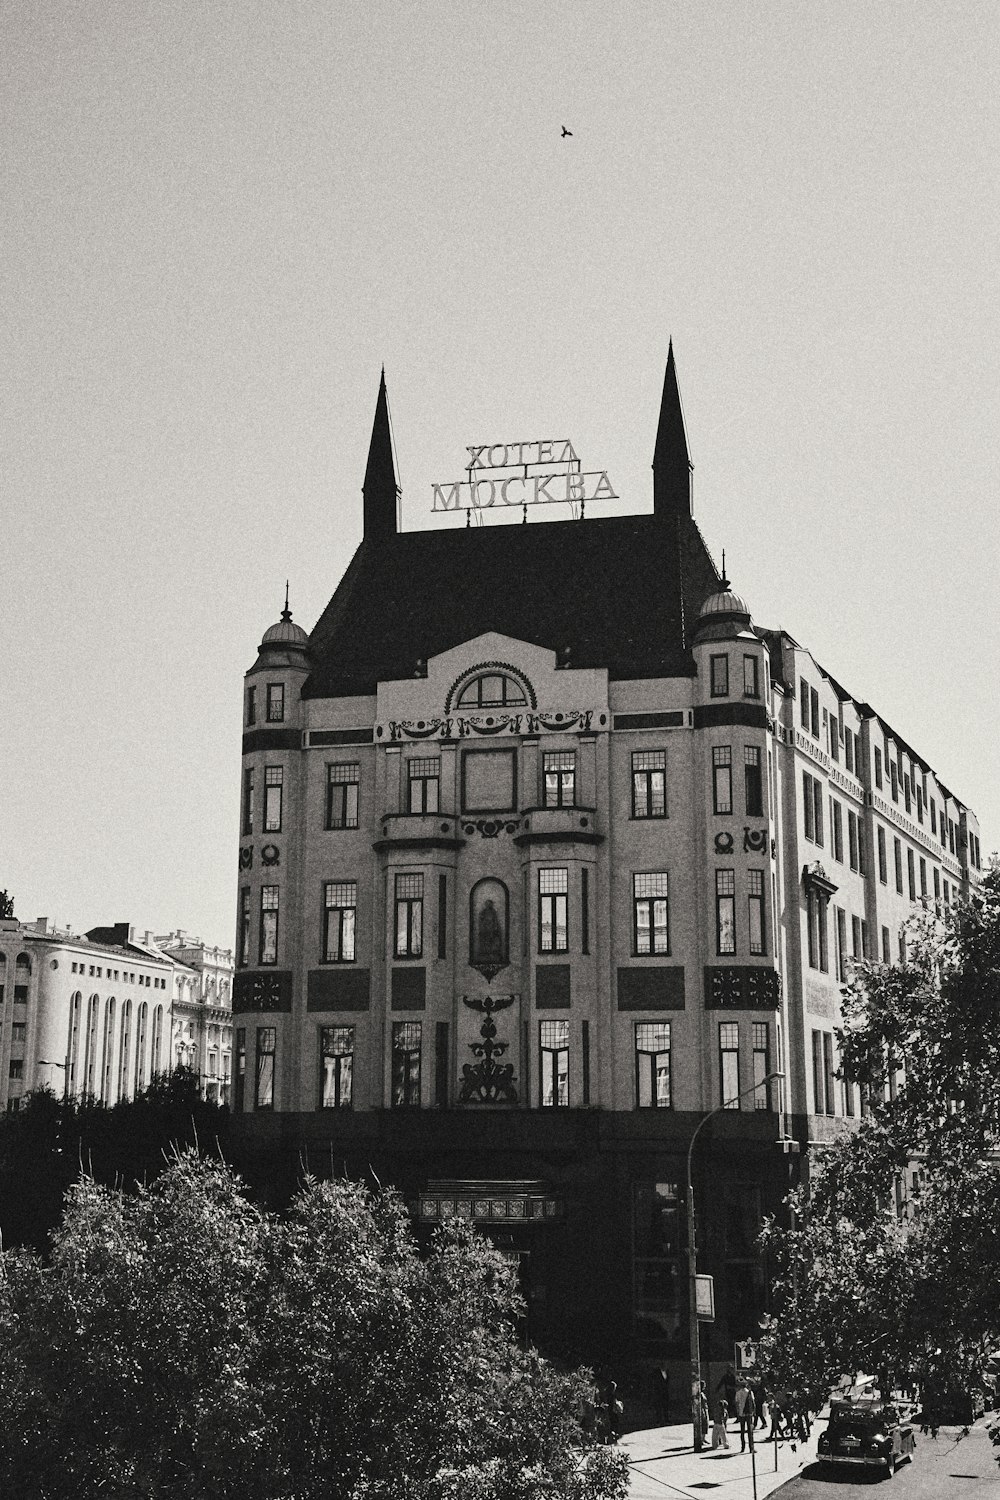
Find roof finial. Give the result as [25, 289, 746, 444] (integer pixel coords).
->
[281, 580, 291, 622]
[720, 549, 729, 590]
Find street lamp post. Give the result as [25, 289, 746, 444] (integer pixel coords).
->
[687, 1069, 785, 1452]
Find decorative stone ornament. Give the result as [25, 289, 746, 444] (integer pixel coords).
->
[458, 993, 518, 1103]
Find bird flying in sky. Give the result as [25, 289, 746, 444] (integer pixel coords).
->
[561, 126, 572, 138]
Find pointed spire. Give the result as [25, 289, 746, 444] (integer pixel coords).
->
[363, 368, 400, 541]
[652, 341, 693, 519]
[281, 579, 291, 622]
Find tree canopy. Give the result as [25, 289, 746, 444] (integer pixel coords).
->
[0, 1151, 629, 1500]
[757, 864, 1000, 1406]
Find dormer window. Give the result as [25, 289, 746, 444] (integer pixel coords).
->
[456, 672, 527, 709]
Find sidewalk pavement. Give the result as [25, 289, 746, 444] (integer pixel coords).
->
[621, 1418, 810, 1500]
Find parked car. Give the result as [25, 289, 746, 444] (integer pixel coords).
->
[817, 1398, 916, 1475]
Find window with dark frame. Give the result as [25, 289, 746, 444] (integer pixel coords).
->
[835, 907, 847, 981]
[632, 750, 666, 818]
[752, 1022, 770, 1109]
[712, 746, 732, 815]
[634, 872, 670, 955]
[748, 869, 765, 955]
[831, 797, 843, 861]
[320, 1025, 353, 1109]
[710, 654, 729, 697]
[810, 687, 820, 739]
[878, 825, 887, 883]
[907, 848, 916, 902]
[395, 873, 424, 959]
[259, 886, 279, 965]
[848, 811, 860, 872]
[391, 1021, 421, 1106]
[874, 747, 883, 788]
[241, 768, 254, 836]
[894, 836, 903, 893]
[540, 1019, 569, 1107]
[635, 1022, 672, 1108]
[263, 765, 283, 833]
[844, 726, 854, 773]
[246, 685, 256, 727]
[266, 683, 284, 723]
[822, 1032, 836, 1116]
[238, 887, 251, 967]
[890, 761, 899, 802]
[538, 867, 568, 953]
[455, 672, 527, 709]
[881, 925, 891, 963]
[800, 678, 809, 728]
[543, 750, 576, 808]
[716, 869, 736, 954]
[234, 1027, 246, 1112]
[743, 654, 759, 699]
[407, 757, 440, 814]
[744, 746, 763, 816]
[852, 913, 862, 959]
[807, 888, 829, 972]
[719, 1022, 739, 1106]
[323, 881, 357, 963]
[326, 763, 360, 830]
[256, 1026, 275, 1109]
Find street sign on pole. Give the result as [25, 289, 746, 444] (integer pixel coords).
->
[735, 1339, 758, 1370]
[695, 1275, 715, 1321]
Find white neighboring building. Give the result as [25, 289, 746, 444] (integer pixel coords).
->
[0, 918, 172, 1110]
[154, 931, 234, 1105]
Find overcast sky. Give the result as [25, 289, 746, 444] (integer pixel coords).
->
[3, 0, 997, 948]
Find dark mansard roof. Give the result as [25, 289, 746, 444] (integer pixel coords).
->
[301, 351, 722, 700]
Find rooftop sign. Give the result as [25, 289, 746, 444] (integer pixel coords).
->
[432, 439, 618, 514]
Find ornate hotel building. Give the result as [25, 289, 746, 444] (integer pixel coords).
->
[230, 353, 982, 1411]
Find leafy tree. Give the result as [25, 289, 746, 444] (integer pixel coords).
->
[0, 1152, 629, 1500]
[0, 890, 13, 918]
[757, 864, 1000, 1405]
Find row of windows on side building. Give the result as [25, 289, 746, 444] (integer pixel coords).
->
[240, 745, 765, 835]
[237, 865, 772, 969]
[234, 1017, 777, 1116]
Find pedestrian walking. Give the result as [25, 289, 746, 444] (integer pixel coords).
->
[736, 1381, 757, 1451]
[753, 1378, 768, 1428]
[711, 1398, 730, 1449]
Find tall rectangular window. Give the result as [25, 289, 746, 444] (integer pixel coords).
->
[874, 747, 883, 788]
[395, 874, 424, 958]
[716, 869, 736, 955]
[266, 683, 284, 723]
[255, 1027, 275, 1109]
[907, 848, 916, 902]
[844, 726, 854, 773]
[246, 685, 256, 727]
[930, 798, 937, 834]
[851, 914, 862, 958]
[744, 746, 763, 816]
[836, 907, 847, 981]
[933, 866, 940, 900]
[326, 763, 360, 830]
[391, 1022, 421, 1107]
[813, 778, 824, 845]
[712, 746, 732, 815]
[438, 873, 447, 960]
[894, 837, 903, 894]
[264, 766, 283, 833]
[810, 687, 820, 739]
[407, 757, 440, 814]
[831, 798, 843, 861]
[800, 678, 809, 728]
[719, 1023, 740, 1106]
[919, 857, 927, 898]
[752, 1022, 770, 1109]
[259, 887, 279, 965]
[324, 881, 357, 963]
[435, 1020, 449, 1107]
[632, 750, 666, 818]
[540, 1020, 569, 1107]
[635, 1022, 671, 1108]
[234, 1027, 246, 1112]
[811, 1031, 823, 1113]
[543, 750, 576, 808]
[710, 654, 729, 697]
[890, 762, 899, 802]
[803, 772, 814, 840]
[538, 868, 568, 953]
[320, 1025, 353, 1109]
[634, 873, 670, 955]
[743, 654, 759, 699]
[848, 811, 859, 871]
[823, 1033, 836, 1116]
[241, 768, 254, 836]
[748, 869, 765, 955]
[878, 825, 887, 883]
[238, 887, 251, 967]
[808, 889, 829, 972]
[881, 925, 891, 963]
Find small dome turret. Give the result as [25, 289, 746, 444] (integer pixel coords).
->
[693, 569, 754, 641]
[251, 584, 311, 670]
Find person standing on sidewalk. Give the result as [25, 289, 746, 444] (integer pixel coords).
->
[711, 1398, 730, 1449]
[736, 1380, 757, 1451]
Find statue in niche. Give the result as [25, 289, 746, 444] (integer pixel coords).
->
[470, 879, 509, 982]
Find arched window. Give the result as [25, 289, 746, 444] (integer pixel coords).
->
[83, 994, 99, 1096]
[469, 878, 510, 981]
[447, 663, 535, 716]
[134, 1001, 148, 1094]
[118, 999, 132, 1101]
[102, 999, 116, 1103]
[66, 992, 82, 1096]
[151, 1005, 163, 1076]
